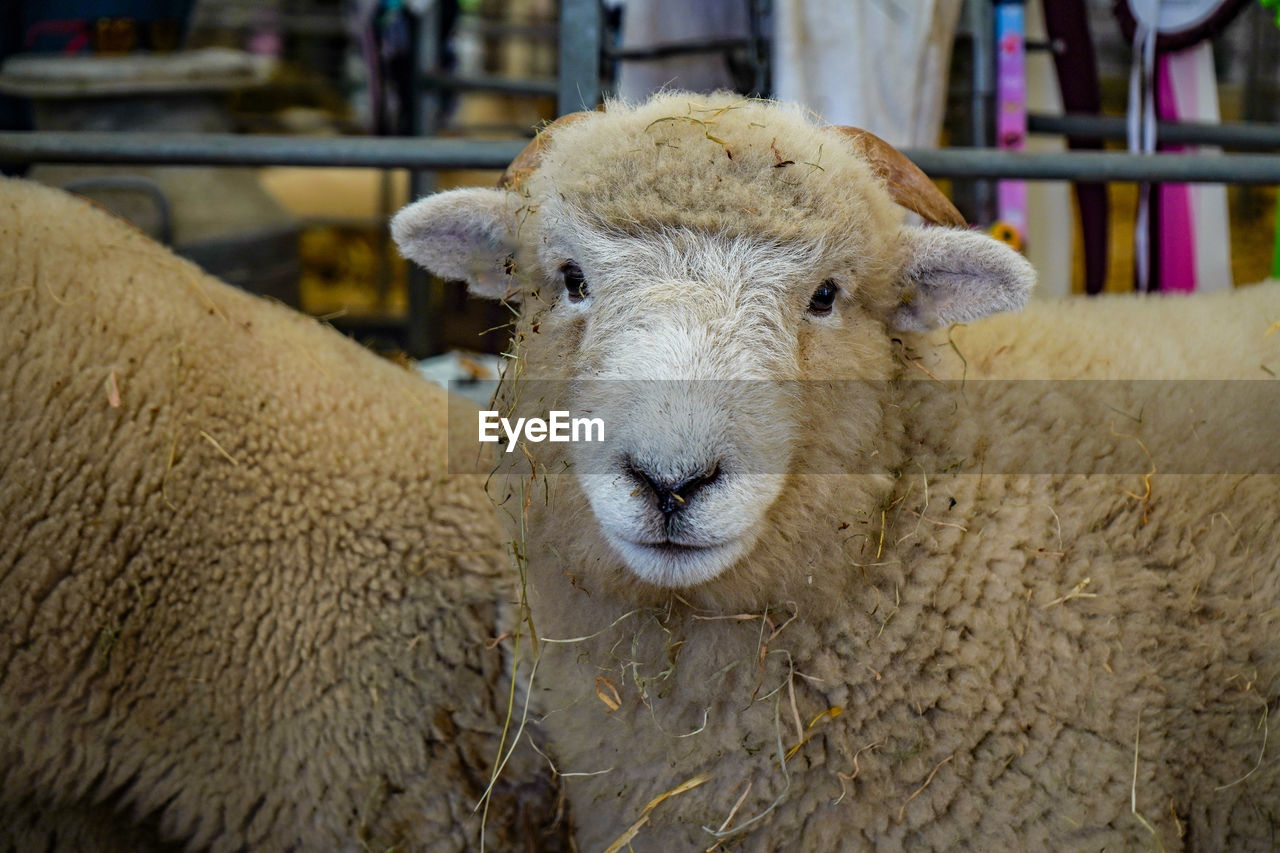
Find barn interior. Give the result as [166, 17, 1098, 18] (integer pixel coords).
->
[1, 0, 1278, 373]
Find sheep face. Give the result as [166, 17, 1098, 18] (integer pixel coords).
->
[537, 227, 823, 586]
[394, 93, 1034, 589]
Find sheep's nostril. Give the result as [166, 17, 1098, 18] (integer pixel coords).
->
[670, 464, 720, 512]
[625, 459, 721, 516]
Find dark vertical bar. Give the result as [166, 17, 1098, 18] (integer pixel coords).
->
[1043, 0, 1108, 294]
[1239, 4, 1267, 226]
[375, 166, 393, 310]
[747, 0, 772, 97]
[967, 0, 995, 224]
[559, 0, 602, 112]
[407, 7, 441, 358]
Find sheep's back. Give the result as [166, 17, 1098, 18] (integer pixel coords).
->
[932, 281, 1280, 380]
[0, 178, 559, 851]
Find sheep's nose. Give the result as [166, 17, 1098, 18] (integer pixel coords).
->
[626, 459, 721, 516]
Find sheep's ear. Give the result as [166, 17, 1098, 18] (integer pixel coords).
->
[891, 226, 1035, 330]
[391, 187, 520, 301]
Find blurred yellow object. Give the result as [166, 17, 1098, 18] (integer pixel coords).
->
[298, 226, 407, 318]
[988, 221, 1024, 253]
[95, 19, 138, 55]
[259, 169, 410, 220]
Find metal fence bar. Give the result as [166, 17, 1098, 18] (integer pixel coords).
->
[419, 71, 558, 98]
[604, 38, 753, 61]
[558, 0, 601, 112]
[965, 0, 995, 221]
[3, 131, 1280, 183]
[1029, 112, 1280, 152]
[906, 148, 1280, 183]
[0, 132, 527, 169]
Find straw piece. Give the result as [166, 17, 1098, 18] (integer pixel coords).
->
[602, 772, 714, 853]
[898, 755, 953, 822]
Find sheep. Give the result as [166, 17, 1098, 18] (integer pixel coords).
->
[0, 177, 565, 852]
[391, 92, 1280, 851]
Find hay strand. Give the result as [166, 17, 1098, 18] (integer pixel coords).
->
[898, 754, 953, 822]
[526, 738, 613, 780]
[35, 256, 74, 306]
[1042, 577, 1097, 609]
[181, 269, 228, 322]
[595, 676, 622, 712]
[198, 430, 239, 466]
[946, 323, 969, 387]
[602, 771, 714, 853]
[785, 706, 844, 762]
[786, 670, 803, 745]
[476, 476, 540, 848]
[833, 739, 883, 805]
[1131, 716, 1166, 851]
[1214, 702, 1270, 791]
[105, 370, 121, 408]
[702, 696, 794, 841]
[705, 780, 753, 851]
[540, 608, 640, 644]
[1109, 423, 1157, 510]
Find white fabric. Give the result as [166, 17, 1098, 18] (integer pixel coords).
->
[1128, 0, 1226, 33]
[615, 0, 751, 100]
[772, 0, 963, 148]
[1172, 42, 1231, 291]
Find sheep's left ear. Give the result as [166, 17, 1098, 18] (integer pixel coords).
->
[891, 226, 1035, 330]
[391, 187, 521, 301]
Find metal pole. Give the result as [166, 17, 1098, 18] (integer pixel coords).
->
[418, 70, 558, 97]
[1028, 113, 1280, 152]
[966, 0, 995, 222]
[0, 131, 526, 169]
[558, 0, 602, 112]
[904, 148, 1280, 183]
[3, 131, 1280, 184]
[747, 0, 772, 97]
[408, 6, 443, 359]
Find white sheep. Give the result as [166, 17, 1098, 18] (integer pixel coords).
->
[0, 178, 565, 852]
[392, 92, 1280, 851]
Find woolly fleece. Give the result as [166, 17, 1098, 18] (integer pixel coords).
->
[0, 178, 562, 852]
[411, 95, 1280, 851]
[514, 272, 1280, 853]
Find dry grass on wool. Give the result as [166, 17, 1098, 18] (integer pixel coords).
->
[478, 391, 1028, 847]
[475, 323, 1280, 851]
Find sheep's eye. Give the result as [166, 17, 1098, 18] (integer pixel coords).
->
[808, 280, 839, 315]
[561, 261, 588, 302]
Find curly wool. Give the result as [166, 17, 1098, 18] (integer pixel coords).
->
[510, 282, 1280, 852]
[520, 93, 906, 312]
[0, 179, 561, 852]
[473, 96, 1280, 852]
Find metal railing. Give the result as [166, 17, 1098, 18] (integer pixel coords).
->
[3, 130, 1280, 183]
[0, 132, 526, 170]
[1029, 112, 1280, 152]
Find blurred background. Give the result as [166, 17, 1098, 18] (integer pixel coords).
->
[1, 0, 1278, 365]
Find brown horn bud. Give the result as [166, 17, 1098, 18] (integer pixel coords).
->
[498, 111, 592, 190]
[830, 126, 966, 228]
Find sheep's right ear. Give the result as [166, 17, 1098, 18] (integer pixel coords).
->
[391, 187, 520, 301]
[891, 226, 1035, 330]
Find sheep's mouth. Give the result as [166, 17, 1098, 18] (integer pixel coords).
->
[608, 535, 746, 587]
[622, 534, 727, 554]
